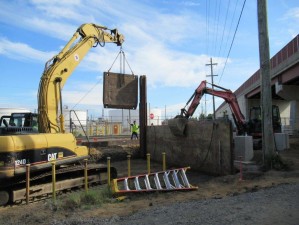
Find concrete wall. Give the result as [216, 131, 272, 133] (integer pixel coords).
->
[146, 119, 234, 175]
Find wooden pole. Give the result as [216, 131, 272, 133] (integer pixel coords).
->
[206, 58, 218, 119]
[257, 0, 275, 166]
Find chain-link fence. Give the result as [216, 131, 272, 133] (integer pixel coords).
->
[65, 115, 175, 137]
[65, 115, 299, 138]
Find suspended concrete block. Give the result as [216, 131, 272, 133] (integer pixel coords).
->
[103, 72, 138, 109]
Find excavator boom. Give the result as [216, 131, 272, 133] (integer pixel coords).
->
[168, 80, 247, 136]
[0, 23, 124, 206]
[38, 23, 124, 133]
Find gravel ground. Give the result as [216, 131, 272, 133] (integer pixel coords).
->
[51, 183, 299, 225]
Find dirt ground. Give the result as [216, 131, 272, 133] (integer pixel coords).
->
[0, 137, 298, 225]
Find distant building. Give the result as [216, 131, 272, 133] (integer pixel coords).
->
[63, 109, 88, 133]
[108, 109, 139, 123]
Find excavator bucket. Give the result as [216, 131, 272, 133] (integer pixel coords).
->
[168, 117, 188, 136]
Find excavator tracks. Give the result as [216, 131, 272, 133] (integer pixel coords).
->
[0, 163, 117, 206]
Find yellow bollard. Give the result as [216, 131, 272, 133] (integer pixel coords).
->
[162, 152, 166, 171]
[84, 159, 88, 192]
[26, 164, 30, 205]
[107, 157, 111, 186]
[147, 153, 151, 174]
[51, 161, 56, 202]
[127, 154, 131, 177]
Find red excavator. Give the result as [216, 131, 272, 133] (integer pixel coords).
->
[168, 80, 281, 140]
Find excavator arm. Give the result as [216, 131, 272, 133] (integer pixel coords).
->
[38, 23, 124, 133]
[169, 80, 247, 136]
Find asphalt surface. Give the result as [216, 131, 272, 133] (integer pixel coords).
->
[51, 183, 299, 225]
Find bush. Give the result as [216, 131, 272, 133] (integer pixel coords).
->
[267, 153, 292, 171]
[63, 186, 113, 210]
[45, 186, 114, 212]
[62, 198, 81, 211]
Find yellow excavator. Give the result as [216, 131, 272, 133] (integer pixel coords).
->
[0, 23, 124, 205]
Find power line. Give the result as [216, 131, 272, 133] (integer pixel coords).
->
[218, 0, 247, 84]
[217, 0, 231, 58]
[222, 0, 240, 59]
[70, 79, 102, 110]
[206, 0, 211, 56]
[213, 0, 222, 56]
[206, 0, 210, 54]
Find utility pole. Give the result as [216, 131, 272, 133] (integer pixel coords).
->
[257, 0, 275, 166]
[206, 58, 218, 119]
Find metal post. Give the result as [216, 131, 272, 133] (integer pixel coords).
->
[107, 157, 111, 186]
[127, 154, 131, 177]
[139, 76, 148, 158]
[51, 162, 56, 201]
[26, 164, 30, 205]
[147, 153, 151, 174]
[162, 152, 166, 171]
[84, 159, 88, 192]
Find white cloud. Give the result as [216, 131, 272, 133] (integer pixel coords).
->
[0, 38, 56, 62]
[30, 0, 95, 22]
[284, 7, 299, 20]
[272, 6, 299, 45]
[284, 7, 299, 37]
[62, 81, 103, 108]
[24, 18, 77, 41]
[0, 0, 290, 108]
[181, 1, 201, 7]
[0, 0, 207, 90]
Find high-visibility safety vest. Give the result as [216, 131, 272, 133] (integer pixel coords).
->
[132, 124, 139, 133]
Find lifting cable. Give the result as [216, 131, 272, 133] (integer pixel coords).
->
[69, 46, 135, 111]
[107, 47, 135, 127]
[107, 46, 134, 75]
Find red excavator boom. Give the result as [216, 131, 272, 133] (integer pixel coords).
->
[169, 80, 247, 136]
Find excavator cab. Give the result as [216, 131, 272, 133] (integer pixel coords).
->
[247, 105, 281, 137]
[0, 112, 38, 135]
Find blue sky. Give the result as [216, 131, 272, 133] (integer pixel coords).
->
[0, 0, 298, 118]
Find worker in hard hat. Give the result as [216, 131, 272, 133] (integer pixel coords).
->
[130, 120, 139, 140]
